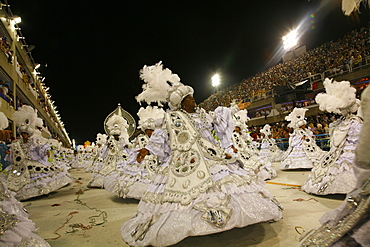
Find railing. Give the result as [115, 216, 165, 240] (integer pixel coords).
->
[275, 133, 330, 151]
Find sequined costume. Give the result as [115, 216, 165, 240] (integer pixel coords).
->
[104, 133, 155, 199]
[231, 129, 277, 180]
[259, 125, 284, 162]
[302, 79, 363, 195]
[280, 128, 324, 170]
[298, 86, 370, 247]
[5, 138, 72, 201]
[121, 107, 283, 247]
[0, 177, 50, 247]
[87, 136, 130, 188]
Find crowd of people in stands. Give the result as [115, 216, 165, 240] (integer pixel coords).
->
[199, 26, 370, 111]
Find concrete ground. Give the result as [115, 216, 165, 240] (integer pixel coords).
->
[22, 163, 345, 247]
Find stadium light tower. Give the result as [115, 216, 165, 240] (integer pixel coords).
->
[282, 29, 298, 51]
[212, 73, 220, 92]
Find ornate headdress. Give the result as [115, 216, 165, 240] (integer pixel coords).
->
[137, 106, 165, 131]
[285, 107, 308, 129]
[233, 109, 250, 130]
[106, 114, 129, 143]
[136, 61, 193, 110]
[96, 133, 108, 145]
[13, 105, 38, 136]
[260, 124, 271, 136]
[315, 78, 360, 116]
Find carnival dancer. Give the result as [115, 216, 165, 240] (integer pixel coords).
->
[232, 109, 277, 180]
[0, 106, 50, 246]
[280, 107, 325, 170]
[87, 115, 131, 188]
[302, 79, 363, 195]
[5, 105, 71, 201]
[85, 133, 108, 173]
[0, 175, 51, 246]
[104, 106, 165, 199]
[70, 145, 86, 169]
[121, 62, 282, 247]
[259, 124, 284, 162]
[298, 83, 369, 247]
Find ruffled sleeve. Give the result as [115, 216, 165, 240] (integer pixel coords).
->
[145, 128, 171, 163]
[212, 106, 235, 149]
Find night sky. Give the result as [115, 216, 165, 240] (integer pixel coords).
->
[8, 0, 370, 145]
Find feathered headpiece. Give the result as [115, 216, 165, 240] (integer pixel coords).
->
[106, 114, 129, 143]
[136, 61, 193, 110]
[96, 133, 108, 145]
[137, 106, 165, 131]
[315, 78, 360, 116]
[233, 109, 250, 130]
[13, 105, 38, 136]
[285, 107, 308, 128]
[260, 124, 271, 136]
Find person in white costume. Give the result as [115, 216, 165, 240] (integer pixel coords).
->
[120, 62, 282, 247]
[232, 109, 277, 180]
[85, 133, 108, 173]
[0, 105, 50, 246]
[104, 106, 165, 199]
[298, 85, 370, 247]
[302, 79, 363, 195]
[88, 115, 131, 188]
[5, 105, 71, 201]
[280, 107, 325, 170]
[259, 124, 284, 162]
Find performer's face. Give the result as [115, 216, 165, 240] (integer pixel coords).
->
[181, 95, 196, 112]
[145, 129, 154, 137]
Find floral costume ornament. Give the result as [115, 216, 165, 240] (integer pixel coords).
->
[280, 107, 325, 170]
[120, 62, 282, 247]
[6, 105, 71, 200]
[302, 79, 362, 195]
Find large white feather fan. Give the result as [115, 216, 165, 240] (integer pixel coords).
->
[315, 78, 360, 115]
[136, 61, 181, 106]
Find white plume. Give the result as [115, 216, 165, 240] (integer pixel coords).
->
[316, 78, 358, 115]
[136, 61, 181, 106]
[13, 105, 38, 129]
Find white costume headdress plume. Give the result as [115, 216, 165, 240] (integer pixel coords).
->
[260, 124, 271, 137]
[106, 114, 129, 143]
[137, 106, 165, 131]
[233, 109, 250, 130]
[286, 107, 308, 129]
[315, 78, 360, 116]
[13, 105, 38, 136]
[96, 133, 108, 145]
[136, 61, 194, 110]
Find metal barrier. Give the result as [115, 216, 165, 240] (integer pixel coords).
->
[275, 133, 330, 151]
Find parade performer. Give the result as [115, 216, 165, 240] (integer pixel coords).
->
[302, 79, 363, 195]
[121, 62, 282, 247]
[87, 115, 131, 188]
[280, 107, 324, 170]
[5, 105, 71, 201]
[232, 109, 276, 180]
[104, 106, 165, 199]
[298, 84, 369, 247]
